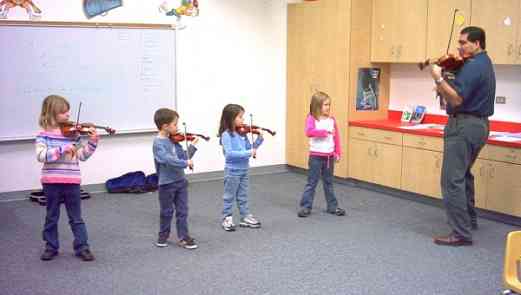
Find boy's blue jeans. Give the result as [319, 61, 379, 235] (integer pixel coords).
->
[42, 183, 89, 255]
[158, 179, 189, 240]
[299, 155, 338, 212]
[222, 167, 249, 218]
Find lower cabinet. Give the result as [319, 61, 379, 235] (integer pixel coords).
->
[401, 147, 442, 199]
[348, 126, 521, 218]
[484, 160, 521, 217]
[348, 138, 402, 189]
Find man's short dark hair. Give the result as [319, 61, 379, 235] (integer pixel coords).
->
[154, 108, 178, 130]
[461, 26, 486, 50]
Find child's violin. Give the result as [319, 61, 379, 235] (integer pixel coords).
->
[60, 121, 116, 137]
[236, 124, 276, 136]
[170, 132, 210, 143]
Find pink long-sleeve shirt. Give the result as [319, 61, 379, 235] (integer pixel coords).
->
[305, 114, 341, 158]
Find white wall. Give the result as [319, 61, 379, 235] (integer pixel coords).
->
[389, 64, 521, 122]
[0, 0, 287, 193]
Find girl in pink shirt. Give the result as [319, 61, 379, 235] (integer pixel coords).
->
[298, 91, 345, 218]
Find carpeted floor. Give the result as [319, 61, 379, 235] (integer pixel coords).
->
[0, 171, 518, 295]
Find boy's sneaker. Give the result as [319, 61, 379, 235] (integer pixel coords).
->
[40, 249, 58, 261]
[75, 249, 95, 261]
[327, 207, 346, 216]
[240, 214, 261, 228]
[222, 215, 236, 232]
[156, 236, 168, 247]
[177, 236, 198, 250]
[298, 208, 311, 218]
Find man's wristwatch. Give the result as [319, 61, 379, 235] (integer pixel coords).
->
[435, 76, 444, 85]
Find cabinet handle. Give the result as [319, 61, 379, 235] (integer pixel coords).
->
[488, 166, 495, 179]
[384, 136, 392, 141]
[374, 147, 378, 158]
[518, 44, 521, 59]
[508, 43, 514, 56]
[368, 146, 373, 157]
[479, 166, 484, 177]
[397, 45, 402, 59]
[391, 46, 395, 57]
[417, 141, 426, 146]
[435, 156, 441, 168]
[357, 132, 365, 137]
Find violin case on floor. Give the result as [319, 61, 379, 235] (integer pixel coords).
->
[29, 189, 91, 206]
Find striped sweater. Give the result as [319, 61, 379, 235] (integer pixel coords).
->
[35, 129, 98, 184]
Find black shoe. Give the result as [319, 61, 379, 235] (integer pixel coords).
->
[75, 249, 95, 261]
[327, 207, 346, 216]
[298, 208, 311, 218]
[156, 236, 168, 247]
[40, 249, 58, 261]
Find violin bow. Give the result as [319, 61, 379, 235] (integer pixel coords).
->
[447, 9, 459, 55]
[75, 102, 82, 129]
[183, 122, 193, 171]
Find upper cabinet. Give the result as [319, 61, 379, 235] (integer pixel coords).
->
[426, 0, 471, 58]
[371, 0, 428, 63]
[471, 0, 519, 64]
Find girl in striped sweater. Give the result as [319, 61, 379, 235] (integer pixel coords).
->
[35, 95, 98, 261]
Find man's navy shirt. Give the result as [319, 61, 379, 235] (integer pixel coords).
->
[447, 51, 496, 116]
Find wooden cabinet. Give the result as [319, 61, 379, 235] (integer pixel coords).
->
[348, 128, 402, 189]
[287, 1, 380, 178]
[426, 0, 471, 58]
[470, 159, 488, 209]
[483, 160, 521, 217]
[471, 0, 519, 64]
[517, 0, 521, 64]
[371, 0, 428, 62]
[402, 147, 442, 199]
[373, 142, 402, 189]
[287, 4, 315, 170]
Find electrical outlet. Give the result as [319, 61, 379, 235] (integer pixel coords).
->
[496, 96, 506, 104]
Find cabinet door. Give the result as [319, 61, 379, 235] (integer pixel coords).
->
[470, 159, 488, 209]
[401, 147, 442, 198]
[471, 0, 519, 64]
[517, 0, 521, 64]
[348, 139, 375, 183]
[486, 161, 521, 217]
[371, 0, 399, 62]
[395, 0, 428, 62]
[427, 0, 471, 58]
[373, 142, 402, 189]
[287, 4, 317, 169]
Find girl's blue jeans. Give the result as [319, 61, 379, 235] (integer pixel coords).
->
[299, 155, 338, 212]
[42, 183, 89, 254]
[222, 167, 249, 218]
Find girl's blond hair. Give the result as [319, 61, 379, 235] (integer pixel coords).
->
[309, 91, 330, 119]
[38, 95, 70, 129]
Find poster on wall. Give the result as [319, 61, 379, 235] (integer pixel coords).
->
[0, 0, 42, 20]
[83, 0, 123, 19]
[356, 68, 380, 111]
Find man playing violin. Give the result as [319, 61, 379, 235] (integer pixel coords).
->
[429, 26, 496, 246]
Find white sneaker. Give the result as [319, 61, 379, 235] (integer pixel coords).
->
[240, 214, 261, 228]
[222, 215, 236, 232]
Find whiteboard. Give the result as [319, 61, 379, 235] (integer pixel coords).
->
[0, 24, 176, 141]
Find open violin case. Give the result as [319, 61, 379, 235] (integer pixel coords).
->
[29, 189, 91, 206]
